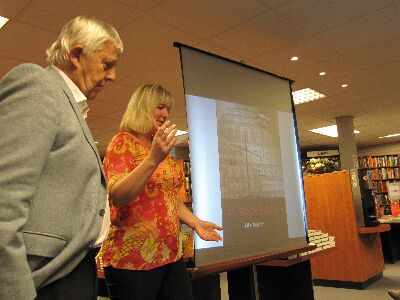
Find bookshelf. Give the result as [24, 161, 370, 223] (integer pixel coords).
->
[358, 155, 400, 213]
[176, 159, 194, 261]
[176, 159, 192, 204]
[183, 160, 192, 203]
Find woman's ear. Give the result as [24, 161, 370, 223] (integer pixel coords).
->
[69, 45, 84, 68]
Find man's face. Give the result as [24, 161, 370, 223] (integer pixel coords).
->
[76, 41, 119, 100]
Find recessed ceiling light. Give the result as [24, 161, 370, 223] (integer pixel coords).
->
[319, 72, 326, 76]
[309, 125, 359, 138]
[0, 16, 9, 29]
[290, 56, 299, 61]
[341, 84, 348, 88]
[176, 130, 188, 137]
[95, 141, 99, 144]
[292, 88, 325, 105]
[378, 133, 400, 139]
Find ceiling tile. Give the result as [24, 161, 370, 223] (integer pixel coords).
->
[294, 98, 344, 115]
[315, 4, 400, 54]
[119, 15, 199, 64]
[210, 11, 308, 59]
[150, 0, 267, 39]
[94, 82, 133, 107]
[0, 0, 31, 18]
[289, 54, 362, 90]
[343, 36, 400, 69]
[309, 102, 363, 122]
[0, 20, 56, 64]
[276, 0, 393, 34]
[251, 36, 339, 79]
[118, 62, 182, 98]
[255, 0, 289, 8]
[368, 61, 400, 92]
[88, 117, 120, 133]
[340, 89, 400, 110]
[16, 0, 141, 32]
[188, 41, 243, 63]
[86, 100, 124, 120]
[115, 0, 165, 12]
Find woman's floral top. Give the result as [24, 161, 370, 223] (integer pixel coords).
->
[99, 132, 184, 270]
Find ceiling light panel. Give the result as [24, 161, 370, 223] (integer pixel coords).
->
[0, 16, 9, 29]
[292, 88, 325, 105]
[378, 133, 400, 139]
[309, 125, 359, 138]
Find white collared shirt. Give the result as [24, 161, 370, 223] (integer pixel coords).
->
[51, 66, 89, 119]
[52, 65, 110, 248]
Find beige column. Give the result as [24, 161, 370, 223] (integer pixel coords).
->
[336, 116, 358, 170]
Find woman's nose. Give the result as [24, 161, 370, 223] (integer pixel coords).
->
[162, 107, 169, 117]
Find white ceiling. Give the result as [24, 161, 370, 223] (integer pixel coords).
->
[1, 0, 400, 155]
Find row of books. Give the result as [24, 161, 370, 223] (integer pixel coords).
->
[183, 161, 191, 174]
[375, 193, 390, 205]
[370, 168, 400, 180]
[373, 181, 388, 192]
[359, 155, 399, 168]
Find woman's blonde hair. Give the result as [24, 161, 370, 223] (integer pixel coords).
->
[46, 16, 123, 65]
[120, 84, 174, 134]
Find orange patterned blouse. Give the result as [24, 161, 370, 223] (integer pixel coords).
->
[99, 132, 184, 270]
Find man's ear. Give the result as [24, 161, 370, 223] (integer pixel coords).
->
[69, 45, 84, 68]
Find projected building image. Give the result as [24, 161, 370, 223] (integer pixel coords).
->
[215, 100, 290, 252]
[217, 101, 284, 200]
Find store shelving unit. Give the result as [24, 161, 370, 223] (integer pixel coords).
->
[358, 155, 400, 212]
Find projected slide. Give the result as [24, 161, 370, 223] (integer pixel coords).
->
[178, 44, 307, 268]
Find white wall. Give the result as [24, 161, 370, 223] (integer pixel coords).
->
[358, 142, 400, 157]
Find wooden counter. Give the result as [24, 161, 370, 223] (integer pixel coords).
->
[358, 224, 390, 234]
[304, 171, 385, 289]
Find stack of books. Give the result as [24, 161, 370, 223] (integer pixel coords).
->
[301, 229, 335, 256]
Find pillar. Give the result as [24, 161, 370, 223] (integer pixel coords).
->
[336, 116, 357, 170]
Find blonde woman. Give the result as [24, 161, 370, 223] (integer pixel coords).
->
[99, 84, 222, 300]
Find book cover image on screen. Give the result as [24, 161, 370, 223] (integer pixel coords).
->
[217, 101, 289, 250]
[178, 44, 307, 268]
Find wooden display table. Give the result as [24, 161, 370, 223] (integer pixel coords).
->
[358, 224, 390, 234]
[304, 171, 386, 289]
[259, 247, 331, 267]
[380, 217, 400, 223]
[378, 218, 400, 263]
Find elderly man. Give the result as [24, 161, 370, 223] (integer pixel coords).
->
[0, 16, 123, 300]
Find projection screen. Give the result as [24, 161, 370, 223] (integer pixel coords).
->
[176, 43, 308, 268]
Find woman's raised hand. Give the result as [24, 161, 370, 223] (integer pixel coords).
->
[149, 121, 177, 165]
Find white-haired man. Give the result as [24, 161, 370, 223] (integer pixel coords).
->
[0, 16, 123, 300]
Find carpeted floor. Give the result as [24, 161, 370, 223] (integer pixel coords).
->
[313, 261, 400, 300]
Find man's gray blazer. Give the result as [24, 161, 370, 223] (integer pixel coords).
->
[0, 64, 107, 300]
